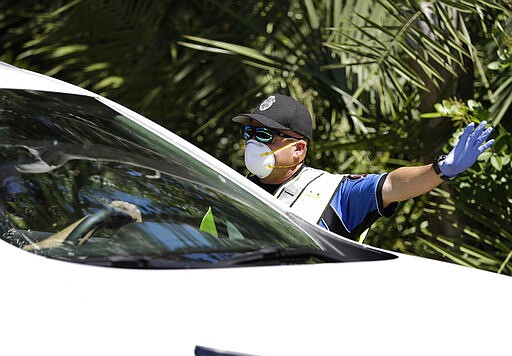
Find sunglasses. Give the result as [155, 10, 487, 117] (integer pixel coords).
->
[242, 125, 302, 143]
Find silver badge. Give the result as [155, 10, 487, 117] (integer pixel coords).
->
[259, 95, 276, 111]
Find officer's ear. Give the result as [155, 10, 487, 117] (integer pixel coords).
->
[293, 139, 307, 157]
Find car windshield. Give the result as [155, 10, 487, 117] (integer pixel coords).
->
[0, 89, 392, 268]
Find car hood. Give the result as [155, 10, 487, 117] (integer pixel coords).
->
[1, 240, 510, 356]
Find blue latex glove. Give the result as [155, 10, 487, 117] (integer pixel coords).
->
[440, 121, 495, 177]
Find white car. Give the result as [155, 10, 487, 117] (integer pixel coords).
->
[0, 61, 510, 356]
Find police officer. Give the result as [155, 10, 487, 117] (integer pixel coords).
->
[233, 94, 494, 240]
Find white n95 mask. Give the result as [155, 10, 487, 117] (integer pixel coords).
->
[244, 140, 275, 178]
[244, 139, 299, 179]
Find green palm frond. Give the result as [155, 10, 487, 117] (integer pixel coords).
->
[1, 0, 510, 275]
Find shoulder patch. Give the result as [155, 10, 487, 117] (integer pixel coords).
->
[348, 174, 368, 180]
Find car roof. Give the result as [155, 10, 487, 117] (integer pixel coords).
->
[0, 61, 94, 96]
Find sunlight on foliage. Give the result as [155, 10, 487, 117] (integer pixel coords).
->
[1, 0, 510, 274]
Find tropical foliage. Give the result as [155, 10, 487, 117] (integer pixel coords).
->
[1, 0, 510, 275]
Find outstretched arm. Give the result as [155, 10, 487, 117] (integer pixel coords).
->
[381, 121, 494, 208]
[381, 164, 442, 207]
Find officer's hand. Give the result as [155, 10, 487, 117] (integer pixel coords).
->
[440, 121, 495, 178]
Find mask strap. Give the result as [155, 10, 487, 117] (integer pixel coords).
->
[267, 162, 301, 169]
[259, 141, 297, 157]
[262, 141, 305, 170]
[268, 157, 305, 170]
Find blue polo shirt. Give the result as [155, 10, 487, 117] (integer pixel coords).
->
[250, 171, 398, 240]
[318, 173, 397, 239]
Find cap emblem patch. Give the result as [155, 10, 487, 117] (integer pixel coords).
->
[259, 96, 276, 111]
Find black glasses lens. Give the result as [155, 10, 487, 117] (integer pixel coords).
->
[255, 127, 274, 143]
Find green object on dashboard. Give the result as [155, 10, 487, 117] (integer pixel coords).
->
[199, 206, 218, 238]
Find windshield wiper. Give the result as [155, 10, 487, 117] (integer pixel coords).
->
[214, 247, 341, 267]
[59, 248, 341, 269]
[79, 255, 210, 269]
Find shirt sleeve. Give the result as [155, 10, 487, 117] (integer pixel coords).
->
[328, 173, 397, 234]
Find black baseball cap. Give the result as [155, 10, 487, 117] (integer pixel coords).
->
[232, 94, 312, 140]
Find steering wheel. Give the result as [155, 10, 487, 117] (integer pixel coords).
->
[67, 201, 142, 245]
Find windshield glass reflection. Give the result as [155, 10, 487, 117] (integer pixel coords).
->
[0, 89, 320, 267]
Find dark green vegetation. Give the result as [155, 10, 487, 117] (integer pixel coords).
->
[1, 0, 510, 274]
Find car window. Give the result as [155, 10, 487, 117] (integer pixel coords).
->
[0, 89, 391, 268]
